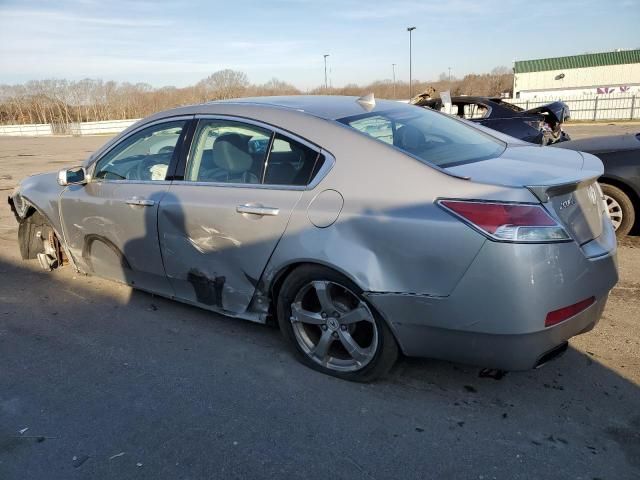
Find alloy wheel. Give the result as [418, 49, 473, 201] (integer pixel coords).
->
[604, 194, 623, 231]
[289, 280, 378, 372]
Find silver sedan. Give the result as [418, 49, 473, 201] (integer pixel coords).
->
[9, 95, 618, 381]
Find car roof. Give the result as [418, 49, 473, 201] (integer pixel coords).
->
[211, 95, 408, 120]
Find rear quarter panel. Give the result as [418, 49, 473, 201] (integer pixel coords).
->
[257, 116, 539, 297]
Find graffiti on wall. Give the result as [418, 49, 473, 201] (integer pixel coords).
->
[597, 86, 631, 94]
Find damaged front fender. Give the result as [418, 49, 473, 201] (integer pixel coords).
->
[8, 173, 73, 270]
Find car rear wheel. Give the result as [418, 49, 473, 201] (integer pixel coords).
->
[601, 183, 635, 237]
[277, 265, 398, 382]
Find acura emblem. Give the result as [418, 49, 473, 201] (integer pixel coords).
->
[559, 197, 575, 210]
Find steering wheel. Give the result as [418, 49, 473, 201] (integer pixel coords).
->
[157, 146, 175, 155]
[96, 169, 126, 180]
[132, 157, 167, 180]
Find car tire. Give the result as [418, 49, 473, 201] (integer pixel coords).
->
[277, 265, 398, 382]
[601, 183, 635, 237]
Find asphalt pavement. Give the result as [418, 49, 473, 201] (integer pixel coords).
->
[0, 134, 638, 479]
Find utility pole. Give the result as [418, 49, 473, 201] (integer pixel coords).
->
[323, 54, 330, 90]
[392, 63, 397, 98]
[448, 66, 452, 83]
[407, 27, 416, 99]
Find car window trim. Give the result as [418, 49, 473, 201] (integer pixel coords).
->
[175, 114, 335, 190]
[87, 115, 194, 183]
[168, 118, 197, 181]
[259, 132, 277, 184]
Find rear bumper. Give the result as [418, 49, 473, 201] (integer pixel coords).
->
[368, 293, 607, 370]
[366, 219, 618, 370]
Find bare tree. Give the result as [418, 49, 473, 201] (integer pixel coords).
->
[197, 69, 249, 100]
[0, 67, 513, 125]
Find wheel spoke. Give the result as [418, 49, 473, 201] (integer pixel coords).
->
[312, 330, 334, 362]
[312, 281, 335, 312]
[290, 302, 325, 325]
[604, 195, 623, 230]
[338, 304, 372, 325]
[338, 329, 370, 364]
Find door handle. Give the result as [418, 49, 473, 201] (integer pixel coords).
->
[126, 198, 155, 206]
[236, 204, 280, 216]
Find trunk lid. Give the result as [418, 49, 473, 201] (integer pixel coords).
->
[525, 101, 570, 124]
[446, 144, 605, 244]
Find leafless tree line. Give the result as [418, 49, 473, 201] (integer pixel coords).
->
[0, 67, 513, 125]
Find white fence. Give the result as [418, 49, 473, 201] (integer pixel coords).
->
[0, 119, 140, 137]
[75, 119, 139, 135]
[0, 122, 54, 136]
[505, 93, 640, 121]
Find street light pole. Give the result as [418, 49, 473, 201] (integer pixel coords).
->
[323, 54, 330, 90]
[407, 27, 416, 99]
[392, 63, 396, 98]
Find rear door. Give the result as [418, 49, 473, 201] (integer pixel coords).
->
[158, 116, 326, 315]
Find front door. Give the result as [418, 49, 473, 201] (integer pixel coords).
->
[158, 117, 323, 314]
[59, 120, 189, 296]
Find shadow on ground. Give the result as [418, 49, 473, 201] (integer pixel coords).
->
[0, 253, 638, 480]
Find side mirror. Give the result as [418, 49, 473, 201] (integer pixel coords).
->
[57, 166, 87, 186]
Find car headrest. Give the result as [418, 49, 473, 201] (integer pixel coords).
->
[212, 133, 252, 174]
[395, 125, 426, 151]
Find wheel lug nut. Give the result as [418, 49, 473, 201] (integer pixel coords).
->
[321, 312, 327, 318]
[321, 325, 328, 331]
[333, 312, 340, 318]
[332, 332, 338, 338]
[341, 325, 347, 331]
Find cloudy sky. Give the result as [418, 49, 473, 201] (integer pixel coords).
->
[0, 0, 638, 89]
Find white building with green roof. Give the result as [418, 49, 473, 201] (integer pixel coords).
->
[513, 49, 640, 99]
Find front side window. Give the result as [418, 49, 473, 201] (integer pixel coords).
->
[339, 107, 506, 168]
[94, 121, 185, 181]
[186, 120, 271, 184]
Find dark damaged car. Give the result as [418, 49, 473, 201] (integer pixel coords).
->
[8, 95, 617, 382]
[555, 132, 640, 236]
[414, 95, 570, 145]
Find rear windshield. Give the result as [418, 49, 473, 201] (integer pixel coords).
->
[338, 107, 506, 168]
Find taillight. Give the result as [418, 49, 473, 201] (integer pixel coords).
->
[439, 200, 570, 242]
[545, 297, 595, 327]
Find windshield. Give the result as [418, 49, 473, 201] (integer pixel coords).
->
[338, 107, 506, 168]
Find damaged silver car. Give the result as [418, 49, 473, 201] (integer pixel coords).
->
[8, 95, 618, 381]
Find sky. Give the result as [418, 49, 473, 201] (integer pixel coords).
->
[0, 0, 639, 90]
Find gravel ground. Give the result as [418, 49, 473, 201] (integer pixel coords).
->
[0, 133, 638, 479]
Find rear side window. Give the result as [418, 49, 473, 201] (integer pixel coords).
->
[184, 119, 325, 187]
[263, 134, 324, 186]
[460, 103, 489, 119]
[186, 120, 271, 184]
[339, 107, 505, 168]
